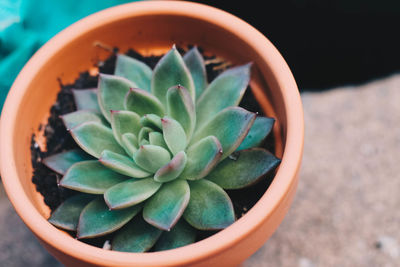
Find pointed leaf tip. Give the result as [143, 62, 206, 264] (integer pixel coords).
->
[99, 150, 151, 178]
[69, 121, 126, 158]
[42, 149, 92, 175]
[154, 151, 187, 183]
[59, 160, 127, 194]
[237, 116, 275, 150]
[143, 179, 190, 231]
[183, 46, 208, 98]
[192, 107, 256, 160]
[166, 85, 196, 140]
[196, 63, 252, 128]
[151, 47, 195, 105]
[104, 178, 161, 210]
[77, 197, 141, 239]
[115, 54, 152, 91]
[206, 148, 281, 189]
[124, 87, 164, 117]
[134, 145, 171, 173]
[180, 136, 222, 180]
[98, 74, 137, 122]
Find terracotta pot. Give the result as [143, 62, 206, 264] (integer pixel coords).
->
[0, 1, 304, 266]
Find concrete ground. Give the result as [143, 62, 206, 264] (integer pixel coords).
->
[1, 74, 399, 266]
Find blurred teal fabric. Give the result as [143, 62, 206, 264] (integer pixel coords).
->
[0, 0, 136, 112]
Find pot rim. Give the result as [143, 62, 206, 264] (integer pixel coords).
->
[0, 1, 304, 266]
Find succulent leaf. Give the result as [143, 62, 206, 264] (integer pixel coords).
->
[42, 149, 92, 175]
[140, 114, 162, 130]
[180, 136, 222, 180]
[154, 220, 196, 251]
[183, 179, 235, 230]
[112, 216, 162, 252]
[60, 160, 128, 194]
[104, 178, 161, 210]
[138, 127, 154, 145]
[148, 132, 168, 150]
[154, 151, 187, 183]
[206, 148, 281, 189]
[143, 179, 190, 231]
[183, 47, 208, 98]
[72, 88, 100, 111]
[166, 85, 196, 139]
[121, 133, 138, 157]
[134, 145, 171, 172]
[237, 117, 275, 151]
[151, 46, 195, 105]
[99, 150, 151, 178]
[115, 54, 152, 91]
[48, 194, 94, 231]
[110, 110, 141, 146]
[70, 122, 126, 158]
[77, 197, 141, 239]
[196, 63, 251, 128]
[162, 117, 187, 155]
[61, 110, 107, 130]
[191, 107, 256, 160]
[98, 74, 137, 122]
[124, 88, 164, 117]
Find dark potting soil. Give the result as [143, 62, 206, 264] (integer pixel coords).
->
[30, 46, 277, 247]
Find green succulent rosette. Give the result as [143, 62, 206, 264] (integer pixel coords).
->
[43, 46, 280, 252]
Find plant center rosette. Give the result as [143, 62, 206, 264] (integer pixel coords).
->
[42, 46, 281, 252]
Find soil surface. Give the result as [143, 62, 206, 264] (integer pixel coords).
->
[30, 47, 277, 246]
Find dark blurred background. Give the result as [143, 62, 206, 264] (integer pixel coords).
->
[194, 0, 400, 91]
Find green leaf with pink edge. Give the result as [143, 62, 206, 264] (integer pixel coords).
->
[115, 54, 152, 91]
[180, 136, 222, 180]
[183, 179, 235, 230]
[42, 149, 92, 175]
[124, 88, 164, 117]
[112, 216, 162, 252]
[183, 47, 208, 98]
[134, 145, 171, 173]
[154, 151, 187, 183]
[237, 116, 275, 151]
[191, 107, 256, 160]
[143, 179, 190, 231]
[98, 74, 137, 122]
[70, 121, 126, 158]
[48, 194, 94, 231]
[121, 133, 138, 157]
[60, 160, 128, 194]
[195, 63, 251, 128]
[206, 148, 281, 189]
[104, 178, 161, 210]
[162, 117, 187, 155]
[61, 110, 107, 130]
[110, 110, 141, 146]
[148, 132, 168, 150]
[77, 197, 141, 239]
[99, 150, 151, 178]
[166, 85, 196, 140]
[72, 88, 100, 111]
[151, 46, 195, 105]
[154, 219, 196, 251]
[140, 114, 162, 130]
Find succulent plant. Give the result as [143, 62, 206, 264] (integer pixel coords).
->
[43, 46, 280, 252]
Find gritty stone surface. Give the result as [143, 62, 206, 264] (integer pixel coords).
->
[1, 74, 400, 266]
